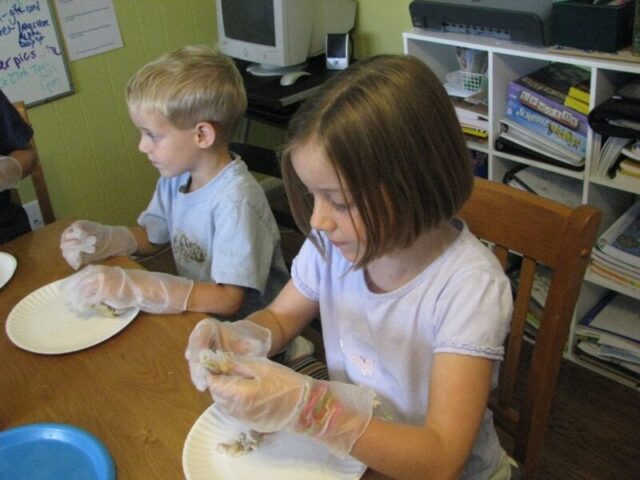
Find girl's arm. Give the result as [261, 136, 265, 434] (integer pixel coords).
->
[245, 280, 320, 356]
[351, 353, 494, 480]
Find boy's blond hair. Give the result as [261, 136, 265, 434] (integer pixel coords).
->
[126, 45, 247, 144]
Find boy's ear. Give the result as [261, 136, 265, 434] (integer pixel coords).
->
[194, 121, 216, 148]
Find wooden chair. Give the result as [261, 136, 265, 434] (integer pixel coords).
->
[10, 101, 55, 225]
[459, 177, 602, 478]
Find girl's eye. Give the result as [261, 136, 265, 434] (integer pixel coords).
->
[332, 201, 351, 213]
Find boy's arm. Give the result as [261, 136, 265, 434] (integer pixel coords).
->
[186, 281, 246, 318]
[129, 225, 168, 256]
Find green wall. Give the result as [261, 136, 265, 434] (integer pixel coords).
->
[20, 0, 413, 226]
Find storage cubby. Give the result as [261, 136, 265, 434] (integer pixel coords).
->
[404, 29, 640, 388]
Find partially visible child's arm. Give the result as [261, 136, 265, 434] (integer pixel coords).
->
[351, 353, 494, 480]
[186, 281, 245, 317]
[244, 280, 320, 356]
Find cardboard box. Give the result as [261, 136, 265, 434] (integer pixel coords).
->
[551, 0, 635, 53]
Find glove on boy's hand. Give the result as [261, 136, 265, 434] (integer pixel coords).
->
[0, 156, 22, 191]
[60, 265, 194, 314]
[207, 356, 375, 458]
[60, 220, 137, 270]
[185, 318, 272, 391]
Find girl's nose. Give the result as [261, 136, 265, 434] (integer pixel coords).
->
[309, 198, 334, 232]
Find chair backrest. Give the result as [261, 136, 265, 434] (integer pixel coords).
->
[459, 177, 602, 478]
[11, 101, 55, 225]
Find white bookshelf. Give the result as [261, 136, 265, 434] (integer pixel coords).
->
[403, 29, 640, 389]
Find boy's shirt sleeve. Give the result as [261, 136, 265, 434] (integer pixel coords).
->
[211, 197, 278, 294]
[137, 178, 171, 245]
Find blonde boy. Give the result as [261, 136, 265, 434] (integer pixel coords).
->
[59, 45, 289, 320]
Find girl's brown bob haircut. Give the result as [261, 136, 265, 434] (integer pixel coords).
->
[281, 54, 474, 267]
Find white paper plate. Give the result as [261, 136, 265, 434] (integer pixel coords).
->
[0, 252, 17, 288]
[183, 405, 367, 480]
[6, 279, 139, 354]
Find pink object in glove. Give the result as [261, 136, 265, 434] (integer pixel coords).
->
[60, 220, 137, 269]
[206, 356, 375, 458]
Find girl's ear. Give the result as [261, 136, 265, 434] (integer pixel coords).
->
[194, 121, 216, 148]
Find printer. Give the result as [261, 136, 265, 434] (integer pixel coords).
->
[409, 0, 554, 46]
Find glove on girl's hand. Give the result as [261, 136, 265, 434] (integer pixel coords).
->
[0, 156, 22, 191]
[185, 318, 272, 391]
[207, 356, 375, 458]
[60, 264, 194, 314]
[60, 220, 137, 270]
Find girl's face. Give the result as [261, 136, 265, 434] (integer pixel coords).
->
[291, 139, 367, 263]
[128, 107, 201, 177]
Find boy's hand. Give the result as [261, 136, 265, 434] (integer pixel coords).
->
[60, 220, 137, 269]
[0, 156, 22, 191]
[206, 356, 375, 458]
[185, 318, 272, 391]
[60, 265, 194, 314]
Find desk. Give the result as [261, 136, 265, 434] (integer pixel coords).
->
[0, 219, 211, 478]
[238, 54, 339, 129]
[0, 219, 390, 479]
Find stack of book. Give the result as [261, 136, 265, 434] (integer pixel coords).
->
[574, 291, 640, 385]
[590, 201, 640, 292]
[592, 137, 640, 182]
[452, 97, 489, 143]
[503, 165, 583, 207]
[496, 63, 591, 171]
[507, 264, 552, 343]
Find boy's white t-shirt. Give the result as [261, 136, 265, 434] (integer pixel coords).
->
[138, 156, 289, 320]
[291, 219, 513, 479]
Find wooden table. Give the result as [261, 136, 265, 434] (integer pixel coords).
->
[0, 219, 390, 479]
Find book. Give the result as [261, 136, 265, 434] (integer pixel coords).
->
[452, 97, 489, 138]
[576, 291, 640, 355]
[597, 201, 640, 270]
[505, 97, 588, 158]
[499, 118, 585, 166]
[503, 165, 583, 207]
[514, 63, 590, 115]
[508, 80, 588, 134]
[495, 135, 585, 172]
[569, 79, 590, 104]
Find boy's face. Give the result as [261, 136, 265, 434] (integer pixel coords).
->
[291, 138, 366, 264]
[128, 107, 200, 177]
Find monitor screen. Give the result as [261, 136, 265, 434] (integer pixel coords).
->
[220, 0, 275, 47]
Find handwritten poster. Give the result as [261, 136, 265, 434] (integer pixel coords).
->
[54, 0, 123, 61]
[0, 0, 73, 106]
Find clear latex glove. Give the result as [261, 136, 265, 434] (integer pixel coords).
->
[60, 264, 194, 314]
[207, 356, 375, 458]
[0, 156, 22, 191]
[60, 220, 137, 270]
[185, 318, 272, 391]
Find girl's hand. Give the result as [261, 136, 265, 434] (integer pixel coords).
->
[185, 318, 272, 391]
[207, 356, 375, 458]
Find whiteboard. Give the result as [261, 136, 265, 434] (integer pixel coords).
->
[0, 0, 73, 106]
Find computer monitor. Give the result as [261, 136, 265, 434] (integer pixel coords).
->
[215, 0, 356, 76]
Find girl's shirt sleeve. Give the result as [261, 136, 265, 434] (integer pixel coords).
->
[291, 237, 323, 303]
[433, 268, 512, 360]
